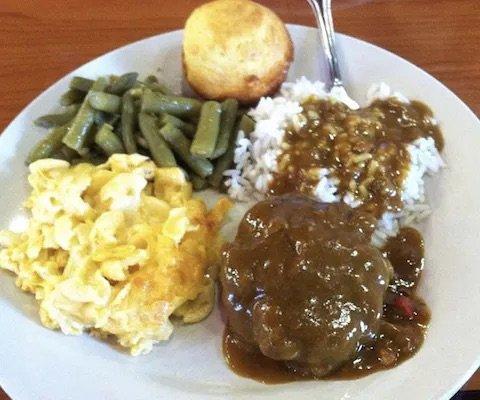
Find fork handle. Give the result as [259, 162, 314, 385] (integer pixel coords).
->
[307, 0, 343, 88]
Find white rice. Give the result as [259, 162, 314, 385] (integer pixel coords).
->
[224, 77, 445, 245]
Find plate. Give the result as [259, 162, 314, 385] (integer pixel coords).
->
[1, 25, 479, 400]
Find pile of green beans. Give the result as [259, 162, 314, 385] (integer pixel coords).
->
[27, 72, 255, 191]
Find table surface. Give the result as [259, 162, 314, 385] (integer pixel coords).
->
[0, 0, 479, 399]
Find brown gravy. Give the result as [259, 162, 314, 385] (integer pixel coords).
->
[269, 98, 443, 217]
[221, 195, 429, 383]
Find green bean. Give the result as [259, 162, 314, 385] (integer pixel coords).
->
[49, 145, 78, 162]
[134, 80, 162, 94]
[107, 72, 139, 95]
[88, 91, 121, 114]
[60, 145, 78, 162]
[27, 124, 69, 164]
[239, 115, 254, 131]
[62, 77, 108, 151]
[69, 76, 94, 92]
[34, 104, 80, 128]
[136, 135, 149, 149]
[145, 75, 158, 84]
[128, 87, 144, 98]
[138, 113, 176, 167]
[76, 147, 90, 157]
[141, 91, 202, 119]
[93, 110, 120, 128]
[158, 113, 196, 138]
[94, 123, 125, 156]
[148, 82, 174, 95]
[50, 150, 68, 161]
[139, 75, 175, 95]
[113, 124, 122, 140]
[241, 115, 255, 134]
[60, 89, 85, 106]
[211, 99, 238, 159]
[191, 174, 208, 191]
[120, 92, 138, 154]
[190, 101, 222, 158]
[208, 114, 255, 188]
[207, 149, 233, 188]
[160, 123, 213, 178]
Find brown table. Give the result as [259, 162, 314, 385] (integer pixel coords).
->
[0, 0, 478, 399]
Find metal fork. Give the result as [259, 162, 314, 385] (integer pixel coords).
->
[307, 0, 359, 109]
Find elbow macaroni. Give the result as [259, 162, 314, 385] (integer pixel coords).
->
[0, 154, 231, 355]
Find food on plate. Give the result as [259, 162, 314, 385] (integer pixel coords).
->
[268, 96, 443, 219]
[221, 194, 430, 382]
[1, 2, 447, 379]
[183, 0, 293, 104]
[209, 114, 255, 188]
[138, 112, 177, 167]
[28, 72, 252, 190]
[0, 154, 231, 355]
[191, 101, 222, 158]
[141, 91, 202, 119]
[219, 78, 443, 381]
[225, 78, 444, 244]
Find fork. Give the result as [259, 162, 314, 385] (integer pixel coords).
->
[307, 0, 359, 109]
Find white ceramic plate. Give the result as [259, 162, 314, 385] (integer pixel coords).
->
[1, 25, 479, 400]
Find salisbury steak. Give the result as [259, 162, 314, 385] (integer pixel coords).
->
[220, 194, 393, 377]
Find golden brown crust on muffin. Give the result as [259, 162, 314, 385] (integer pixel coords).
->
[183, 0, 293, 104]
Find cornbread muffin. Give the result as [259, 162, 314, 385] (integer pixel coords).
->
[183, 0, 293, 104]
